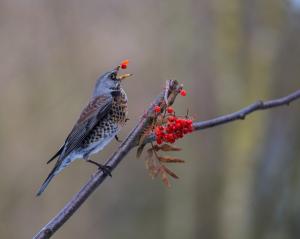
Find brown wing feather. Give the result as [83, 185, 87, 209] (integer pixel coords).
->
[60, 94, 113, 159]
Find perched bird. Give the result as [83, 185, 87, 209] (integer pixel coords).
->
[37, 63, 132, 196]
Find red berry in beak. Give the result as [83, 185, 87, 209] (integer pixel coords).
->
[120, 59, 129, 69]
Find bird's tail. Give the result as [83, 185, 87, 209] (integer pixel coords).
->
[36, 163, 61, 196]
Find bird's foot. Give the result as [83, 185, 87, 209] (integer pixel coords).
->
[86, 159, 112, 177]
[115, 135, 122, 143]
[99, 165, 112, 177]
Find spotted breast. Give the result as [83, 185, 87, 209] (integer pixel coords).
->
[82, 88, 128, 147]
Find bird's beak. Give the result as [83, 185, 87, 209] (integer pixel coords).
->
[117, 73, 133, 81]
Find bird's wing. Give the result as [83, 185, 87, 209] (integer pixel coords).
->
[47, 145, 64, 164]
[60, 94, 113, 159]
[38, 95, 113, 196]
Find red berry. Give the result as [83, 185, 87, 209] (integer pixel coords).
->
[168, 116, 175, 122]
[187, 119, 193, 125]
[154, 106, 161, 113]
[120, 59, 129, 69]
[183, 128, 189, 134]
[181, 120, 187, 126]
[166, 134, 174, 143]
[166, 127, 173, 134]
[167, 107, 174, 113]
[169, 136, 175, 143]
[178, 119, 184, 125]
[156, 139, 162, 144]
[180, 89, 187, 96]
[155, 128, 161, 135]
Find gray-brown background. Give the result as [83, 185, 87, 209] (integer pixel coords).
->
[0, 0, 300, 238]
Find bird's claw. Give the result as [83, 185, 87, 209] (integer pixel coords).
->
[99, 165, 112, 177]
[115, 135, 122, 143]
[86, 159, 112, 177]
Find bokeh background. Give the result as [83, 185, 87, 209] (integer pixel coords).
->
[0, 0, 300, 238]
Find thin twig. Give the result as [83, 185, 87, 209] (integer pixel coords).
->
[193, 89, 300, 131]
[33, 87, 300, 239]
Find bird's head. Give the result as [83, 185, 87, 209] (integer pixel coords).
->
[93, 61, 132, 97]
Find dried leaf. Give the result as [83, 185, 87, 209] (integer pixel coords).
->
[162, 165, 179, 179]
[139, 126, 152, 144]
[157, 144, 181, 152]
[146, 148, 154, 158]
[136, 125, 153, 158]
[161, 170, 171, 187]
[158, 156, 185, 163]
[145, 157, 160, 178]
[136, 145, 145, 158]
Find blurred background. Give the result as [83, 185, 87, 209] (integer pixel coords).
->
[0, 0, 300, 238]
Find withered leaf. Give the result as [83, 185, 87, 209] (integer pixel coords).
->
[158, 156, 185, 163]
[146, 148, 154, 158]
[136, 125, 153, 158]
[162, 165, 179, 179]
[145, 157, 160, 178]
[156, 144, 181, 152]
[140, 125, 153, 142]
[161, 170, 171, 187]
[136, 145, 145, 158]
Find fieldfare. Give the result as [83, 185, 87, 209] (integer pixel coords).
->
[37, 63, 131, 196]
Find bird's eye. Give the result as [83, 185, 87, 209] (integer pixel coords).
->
[110, 72, 117, 80]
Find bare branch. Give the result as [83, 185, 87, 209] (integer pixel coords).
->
[193, 89, 300, 131]
[33, 87, 300, 239]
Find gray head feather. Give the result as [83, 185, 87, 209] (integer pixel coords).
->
[92, 70, 120, 97]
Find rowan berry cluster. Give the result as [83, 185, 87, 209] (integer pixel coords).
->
[154, 106, 193, 144]
[143, 86, 192, 187]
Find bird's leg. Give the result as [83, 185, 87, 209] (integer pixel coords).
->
[86, 159, 112, 177]
[115, 135, 122, 142]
